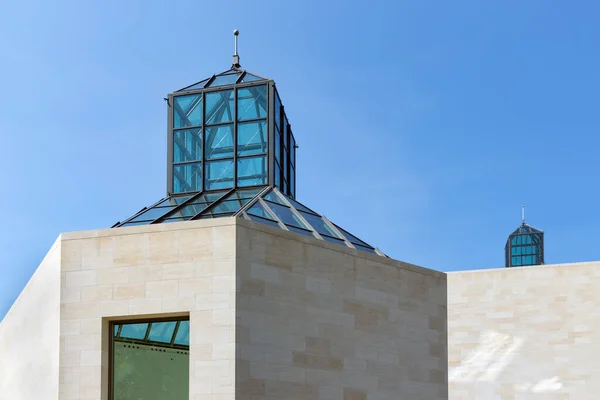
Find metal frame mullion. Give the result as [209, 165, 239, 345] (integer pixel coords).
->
[189, 188, 235, 220]
[268, 82, 275, 187]
[273, 189, 321, 240]
[254, 198, 289, 231]
[233, 186, 272, 217]
[235, 71, 247, 84]
[234, 85, 239, 189]
[150, 191, 209, 224]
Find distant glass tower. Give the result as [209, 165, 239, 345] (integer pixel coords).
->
[505, 206, 544, 268]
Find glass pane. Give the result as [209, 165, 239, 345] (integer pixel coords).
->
[274, 128, 281, 162]
[174, 94, 202, 128]
[275, 162, 281, 188]
[183, 78, 209, 91]
[168, 195, 196, 206]
[283, 149, 288, 181]
[205, 124, 234, 159]
[188, 192, 226, 205]
[227, 187, 263, 200]
[237, 85, 267, 120]
[147, 321, 177, 343]
[283, 115, 289, 149]
[114, 325, 119, 336]
[208, 73, 240, 87]
[205, 90, 234, 124]
[173, 162, 202, 193]
[333, 224, 371, 247]
[264, 201, 310, 230]
[174, 321, 189, 346]
[247, 214, 280, 228]
[290, 135, 296, 166]
[120, 221, 153, 227]
[354, 244, 377, 254]
[199, 211, 234, 219]
[171, 202, 213, 218]
[263, 189, 286, 205]
[174, 128, 202, 163]
[274, 92, 281, 129]
[321, 235, 347, 246]
[238, 155, 267, 187]
[238, 120, 267, 156]
[120, 323, 149, 340]
[205, 159, 234, 190]
[282, 194, 315, 214]
[247, 201, 273, 219]
[241, 73, 265, 83]
[113, 320, 189, 400]
[131, 206, 176, 222]
[299, 211, 342, 238]
[209, 199, 244, 214]
[290, 167, 295, 198]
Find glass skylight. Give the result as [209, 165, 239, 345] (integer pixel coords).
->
[113, 187, 384, 256]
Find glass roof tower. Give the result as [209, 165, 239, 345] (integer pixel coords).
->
[505, 207, 544, 268]
[113, 32, 384, 256]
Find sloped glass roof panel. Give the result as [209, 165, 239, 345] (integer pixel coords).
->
[247, 214, 280, 228]
[205, 90, 234, 124]
[179, 78, 210, 92]
[298, 211, 342, 239]
[208, 73, 242, 87]
[130, 206, 176, 222]
[113, 188, 383, 255]
[263, 200, 310, 230]
[241, 73, 266, 83]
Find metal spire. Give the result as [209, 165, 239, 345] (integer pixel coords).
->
[232, 29, 241, 69]
[522, 205, 525, 225]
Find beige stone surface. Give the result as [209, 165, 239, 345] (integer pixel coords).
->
[448, 262, 600, 400]
[0, 237, 61, 399]
[57, 220, 238, 400]
[235, 219, 448, 400]
[1, 217, 447, 400]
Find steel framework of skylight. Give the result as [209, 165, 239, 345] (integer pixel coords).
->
[113, 41, 385, 256]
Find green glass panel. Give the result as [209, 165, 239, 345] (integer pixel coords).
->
[238, 120, 267, 156]
[174, 94, 202, 128]
[237, 85, 267, 120]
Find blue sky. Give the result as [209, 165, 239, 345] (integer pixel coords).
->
[1, 0, 599, 318]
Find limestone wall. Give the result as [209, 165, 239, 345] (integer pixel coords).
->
[235, 219, 448, 400]
[0, 238, 61, 399]
[58, 220, 238, 400]
[448, 262, 600, 399]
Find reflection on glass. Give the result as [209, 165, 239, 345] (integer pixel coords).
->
[205, 90, 234, 124]
[131, 206, 176, 222]
[174, 94, 202, 128]
[274, 128, 281, 162]
[299, 211, 341, 238]
[237, 85, 267, 120]
[174, 128, 202, 163]
[205, 159, 234, 190]
[148, 322, 177, 343]
[274, 91, 281, 129]
[241, 73, 264, 83]
[264, 201, 309, 230]
[120, 323, 149, 340]
[238, 120, 267, 156]
[174, 321, 189, 345]
[238, 156, 267, 187]
[205, 124, 234, 159]
[173, 162, 202, 193]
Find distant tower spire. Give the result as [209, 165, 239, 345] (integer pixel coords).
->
[232, 29, 241, 69]
[522, 205, 525, 225]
